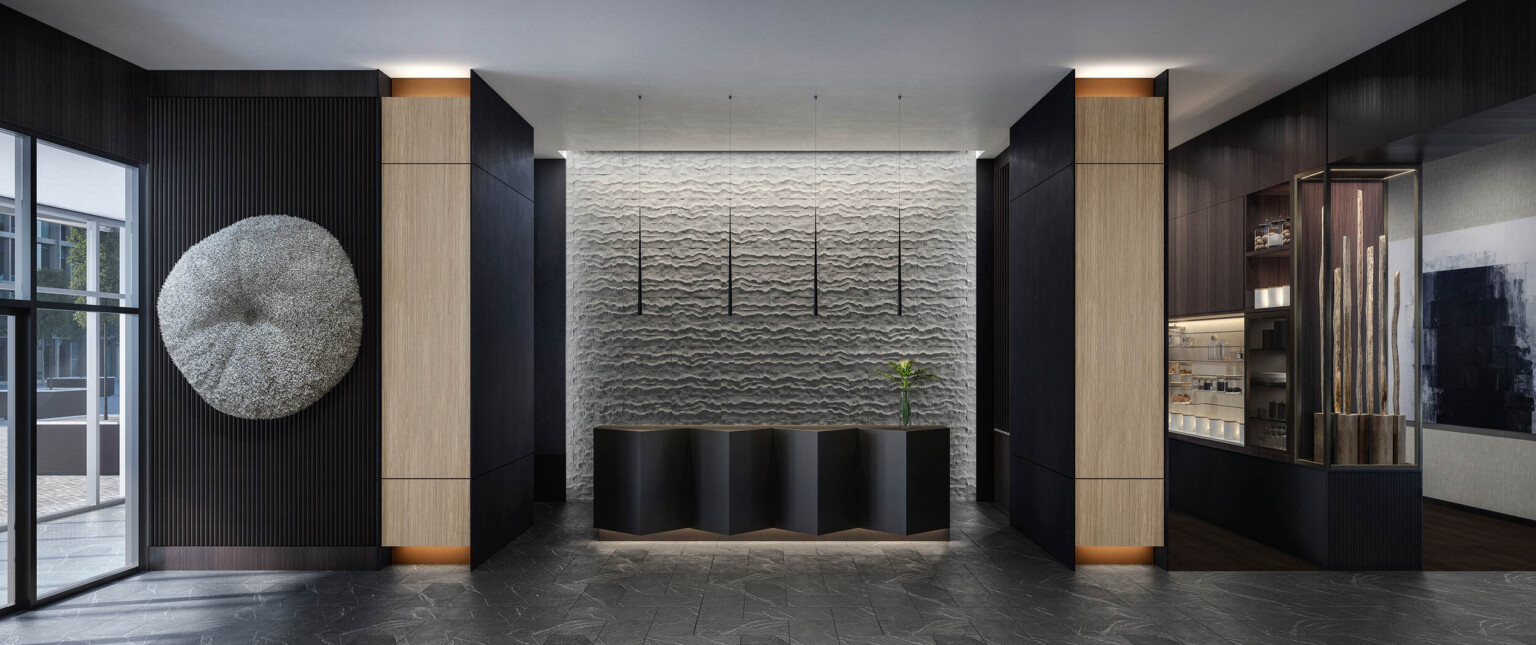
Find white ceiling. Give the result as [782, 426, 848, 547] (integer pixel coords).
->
[6, 0, 1460, 158]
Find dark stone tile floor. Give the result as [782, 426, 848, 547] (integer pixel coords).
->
[1, 501, 1534, 644]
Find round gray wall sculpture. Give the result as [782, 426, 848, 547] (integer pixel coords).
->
[158, 215, 362, 420]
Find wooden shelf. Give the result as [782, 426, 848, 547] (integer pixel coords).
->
[1246, 305, 1291, 315]
[1246, 245, 1292, 258]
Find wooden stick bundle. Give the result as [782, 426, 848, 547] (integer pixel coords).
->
[1355, 190, 1365, 412]
[1378, 234, 1388, 413]
[1333, 267, 1343, 414]
[1343, 238, 1353, 413]
[1365, 247, 1376, 414]
[1393, 271, 1401, 415]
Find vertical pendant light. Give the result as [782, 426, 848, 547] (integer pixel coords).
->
[813, 94, 820, 317]
[896, 94, 903, 316]
[636, 94, 643, 315]
[728, 94, 734, 315]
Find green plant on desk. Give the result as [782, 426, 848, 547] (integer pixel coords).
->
[875, 358, 939, 428]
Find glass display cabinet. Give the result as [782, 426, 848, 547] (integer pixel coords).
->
[1292, 165, 1422, 469]
[1168, 316, 1246, 446]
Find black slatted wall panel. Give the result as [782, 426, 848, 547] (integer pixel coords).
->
[147, 97, 381, 548]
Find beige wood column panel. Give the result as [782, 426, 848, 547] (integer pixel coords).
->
[1074, 162, 1165, 479]
[1075, 97, 1164, 164]
[382, 162, 473, 479]
[1076, 479, 1164, 546]
[383, 479, 471, 546]
[383, 97, 470, 163]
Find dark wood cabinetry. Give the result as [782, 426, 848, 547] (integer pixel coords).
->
[1167, 202, 1243, 317]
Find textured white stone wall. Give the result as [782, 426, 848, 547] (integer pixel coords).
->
[566, 151, 976, 500]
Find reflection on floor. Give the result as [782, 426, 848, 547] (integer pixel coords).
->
[1424, 500, 1536, 571]
[2, 502, 1535, 643]
[0, 505, 128, 600]
[1168, 510, 1321, 572]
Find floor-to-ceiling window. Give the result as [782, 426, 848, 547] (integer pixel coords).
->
[0, 127, 139, 610]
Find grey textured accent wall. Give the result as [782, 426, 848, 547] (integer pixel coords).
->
[1416, 131, 1536, 522]
[566, 151, 976, 500]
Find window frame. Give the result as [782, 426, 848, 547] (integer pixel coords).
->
[0, 120, 146, 616]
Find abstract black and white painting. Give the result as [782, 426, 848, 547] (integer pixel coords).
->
[1400, 216, 1536, 434]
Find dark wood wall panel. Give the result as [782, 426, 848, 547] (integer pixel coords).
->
[1328, 0, 1536, 163]
[975, 159, 995, 502]
[0, 4, 147, 161]
[1010, 456, 1075, 565]
[468, 80, 538, 564]
[1008, 168, 1074, 477]
[1168, 77, 1326, 219]
[1009, 72, 1075, 199]
[1210, 199, 1245, 313]
[147, 96, 382, 549]
[1007, 160, 1075, 566]
[470, 166, 535, 477]
[534, 159, 567, 502]
[471, 72, 535, 200]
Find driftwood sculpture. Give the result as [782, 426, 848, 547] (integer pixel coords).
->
[1333, 267, 1343, 413]
[1393, 269, 1404, 462]
[1378, 235, 1388, 413]
[1342, 238, 1353, 412]
[1365, 248, 1376, 414]
[1356, 191, 1366, 411]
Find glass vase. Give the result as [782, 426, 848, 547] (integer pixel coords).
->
[899, 390, 911, 427]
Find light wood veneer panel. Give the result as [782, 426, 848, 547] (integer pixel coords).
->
[1075, 163, 1164, 479]
[383, 97, 470, 163]
[1076, 479, 1164, 546]
[383, 479, 471, 546]
[1075, 98, 1164, 164]
[383, 163, 472, 479]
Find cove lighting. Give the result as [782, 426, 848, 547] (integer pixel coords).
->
[377, 64, 471, 79]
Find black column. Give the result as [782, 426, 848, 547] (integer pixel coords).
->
[534, 159, 567, 502]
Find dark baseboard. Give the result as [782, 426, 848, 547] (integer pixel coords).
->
[149, 546, 389, 570]
[535, 453, 566, 502]
[1425, 497, 1536, 529]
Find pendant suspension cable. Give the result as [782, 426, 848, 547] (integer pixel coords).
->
[728, 94, 734, 316]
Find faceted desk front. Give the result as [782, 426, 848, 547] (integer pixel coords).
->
[592, 425, 949, 540]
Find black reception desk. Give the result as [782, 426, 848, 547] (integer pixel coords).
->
[593, 425, 950, 540]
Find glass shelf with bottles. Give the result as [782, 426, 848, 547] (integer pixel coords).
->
[1168, 316, 1246, 446]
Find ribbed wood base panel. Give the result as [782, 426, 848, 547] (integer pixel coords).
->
[149, 547, 389, 571]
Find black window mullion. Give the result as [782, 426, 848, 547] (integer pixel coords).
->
[12, 309, 36, 610]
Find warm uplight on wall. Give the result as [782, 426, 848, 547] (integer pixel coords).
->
[391, 78, 470, 97]
[1075, 546, 1154, 565]
[391, 546, 471, 565]
[1075, 78, 1155, 98]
